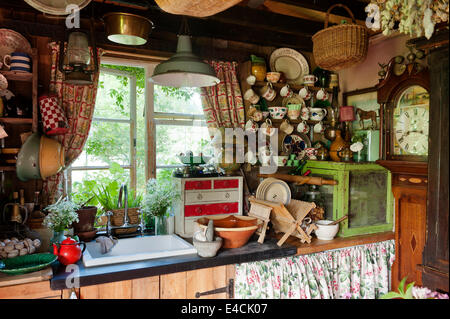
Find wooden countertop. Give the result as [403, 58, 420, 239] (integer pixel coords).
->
[278, 231, 395, 256]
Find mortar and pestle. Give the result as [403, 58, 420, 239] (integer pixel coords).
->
[192, 220, 223, 258]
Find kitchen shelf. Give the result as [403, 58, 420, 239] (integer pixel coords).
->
[0, 70, 33, 82]
[253, 81, 335, 92]
[0, 117, 33, 124]
[0, 166, 15, 172]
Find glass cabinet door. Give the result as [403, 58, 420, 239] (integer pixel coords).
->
[348, 170, 388, 228]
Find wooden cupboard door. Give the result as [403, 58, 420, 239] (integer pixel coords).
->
[160, 266, 234, 299]
[0, 281, 61, 299]
[80, 281, 132, 299]
[392, 185, 427, 288]
[423, 44, 449, 293]
[79, 276, 159, 299]
[160, 272, 187, 299]
[131, 276, 159, 299]
[186, 266, 227, 299]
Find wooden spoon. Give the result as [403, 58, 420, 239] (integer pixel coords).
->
[329, 215, 348, 226]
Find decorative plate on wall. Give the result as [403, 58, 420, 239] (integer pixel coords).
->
[24, 0, 91, 15]
[0, 29, 32, 59]
[270, 48, 309, 85]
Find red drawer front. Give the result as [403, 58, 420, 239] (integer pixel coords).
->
[213, 179, 239, 189]
[184, 202, 239, 217]
[185, 180, 212, 190]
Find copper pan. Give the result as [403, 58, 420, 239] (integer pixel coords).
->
[103, 12, 154, 46]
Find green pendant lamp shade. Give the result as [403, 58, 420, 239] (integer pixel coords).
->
[149, 35, 220, 88]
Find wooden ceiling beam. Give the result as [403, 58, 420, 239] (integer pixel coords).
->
[264, 0, 370, 21]
[262, 0, 369, 27]
[205, 5, 324, 38]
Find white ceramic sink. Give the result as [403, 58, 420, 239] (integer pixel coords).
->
[82, 234, 197, 268]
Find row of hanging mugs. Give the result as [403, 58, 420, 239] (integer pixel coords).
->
[244, 83, 329, 104]
[245, 118, 327, 135]
[247, 103, 328, 123]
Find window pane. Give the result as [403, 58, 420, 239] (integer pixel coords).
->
[72, 121, 130, 167]
[156, 123, 212, 166]
[154, 85, 203, 115]
[95, 70, 131, 120]
[71, 169, 131, 191]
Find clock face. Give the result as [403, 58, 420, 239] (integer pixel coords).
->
[393, 86, 429, 156]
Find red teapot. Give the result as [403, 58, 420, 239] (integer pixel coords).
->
[53, 237, 86, 265]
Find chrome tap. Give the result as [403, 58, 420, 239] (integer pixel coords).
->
[105, 183, 143, 237]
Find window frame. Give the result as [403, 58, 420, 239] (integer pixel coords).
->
[66, 55, 210, 194]
[66, 64, 138, 194]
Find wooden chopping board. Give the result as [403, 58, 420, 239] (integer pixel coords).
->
[0, 267, 53, 287]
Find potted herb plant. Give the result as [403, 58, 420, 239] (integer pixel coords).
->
[94, 181, 142, 235]
[43, 197, 80, 245]
[141, 178, 179, 235]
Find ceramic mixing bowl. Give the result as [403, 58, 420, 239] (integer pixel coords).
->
[195, 215, 258, 248]
[16, 133, 41, 181]
[39, 135, 65, 179]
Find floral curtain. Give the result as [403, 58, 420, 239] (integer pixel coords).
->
[42, 42, 102, 206]
[200, 61, 245, 138]
[234, 240, 395, 299]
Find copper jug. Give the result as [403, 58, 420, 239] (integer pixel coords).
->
[329, 130, 348, 162]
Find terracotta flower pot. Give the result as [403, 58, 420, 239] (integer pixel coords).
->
[72, 206, 97, 233]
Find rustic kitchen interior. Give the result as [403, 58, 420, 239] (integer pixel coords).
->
[0, 0, 448, 301]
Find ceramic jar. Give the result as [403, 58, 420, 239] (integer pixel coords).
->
[329, 130, 348, 162]
[287, 103, 301, 120]
[251, 60, 266, 82]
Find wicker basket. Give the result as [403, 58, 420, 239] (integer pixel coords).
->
[111, 208, 140, 235]
[312, 4, 369, 71]
[155, 0, 241, 17]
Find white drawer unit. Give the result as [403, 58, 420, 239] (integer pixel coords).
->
[173, 176, 244, 238]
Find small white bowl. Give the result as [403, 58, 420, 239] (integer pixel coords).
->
[314, 220, 339, 240]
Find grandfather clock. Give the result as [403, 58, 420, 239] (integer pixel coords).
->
[376, 56, 429, 289]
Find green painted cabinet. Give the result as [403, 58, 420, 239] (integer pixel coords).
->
[301, 161, 394, 237]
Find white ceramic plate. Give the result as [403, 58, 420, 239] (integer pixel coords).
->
[263, 180, 291, 205]
[24, 0, 92, 15]
[256, 178, 270, 199]
[0, 29, 32, 60]
[270, 48, 309, 85]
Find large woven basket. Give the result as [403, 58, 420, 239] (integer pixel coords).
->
[155, 0, 241, 17]
[312, 4, 369, 71]
[111, 208, 140, 235]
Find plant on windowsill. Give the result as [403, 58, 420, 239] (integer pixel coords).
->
[379, 277, 449, 299]
[141, 178, 180, 235]
[43, 197, 80, 245]
[93, 180, 143, 235]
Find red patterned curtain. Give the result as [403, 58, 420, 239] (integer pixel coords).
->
[200, 61, 245, 137]
[42, 42, 102, 206]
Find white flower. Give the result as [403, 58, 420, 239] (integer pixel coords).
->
[43, 199, 80, 232]
[350, 142, 364, 152]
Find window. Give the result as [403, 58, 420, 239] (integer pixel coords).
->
[67, 58, 212, 197]
[68, 62, 145, 195]
[152, 85, 212, 181]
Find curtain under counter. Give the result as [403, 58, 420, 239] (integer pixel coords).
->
[234, 239, 395, 299]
